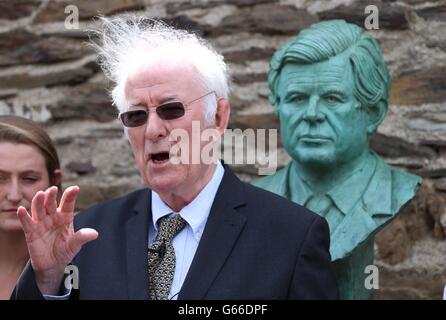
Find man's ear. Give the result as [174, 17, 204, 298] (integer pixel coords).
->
[214, 97, 230, 136]
[366, 100, 387, 136]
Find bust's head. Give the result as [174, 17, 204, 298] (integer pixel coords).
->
[269, 20, 391, 169]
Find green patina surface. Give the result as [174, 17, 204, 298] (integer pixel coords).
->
[254, 20, 422, 299]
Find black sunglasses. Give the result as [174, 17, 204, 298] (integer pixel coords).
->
[119, 91, 215, 128]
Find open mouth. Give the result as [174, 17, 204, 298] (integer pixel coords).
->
[149, 152, 170, 164]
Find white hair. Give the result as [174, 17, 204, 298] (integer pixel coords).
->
[89, 16, 230, 125]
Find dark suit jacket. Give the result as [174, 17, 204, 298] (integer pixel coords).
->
[12, 166, 338, 300]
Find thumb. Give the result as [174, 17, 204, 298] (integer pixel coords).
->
[69, 228, 99, 254]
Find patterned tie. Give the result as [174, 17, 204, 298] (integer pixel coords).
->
[148, 214, 187, 300]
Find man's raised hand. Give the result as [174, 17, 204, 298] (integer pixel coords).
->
[17, 186, 98, 295]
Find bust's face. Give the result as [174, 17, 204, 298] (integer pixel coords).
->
[276, 54, 370, 169]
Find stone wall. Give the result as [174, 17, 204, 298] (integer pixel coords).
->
[1, 0, 445, 299]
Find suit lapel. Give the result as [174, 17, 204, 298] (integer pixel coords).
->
[179, 167, 247, 299]
[330, 160, 394, 261]
[125, 189, 151, 299]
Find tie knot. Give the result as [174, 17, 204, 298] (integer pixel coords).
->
[157, 214, 187, 242]
[306, 194, 332, 216]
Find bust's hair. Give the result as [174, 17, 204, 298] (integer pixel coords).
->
[89, 16, 230, 124]
[268, 20, 391, 112]
[0, 115, 61, 189]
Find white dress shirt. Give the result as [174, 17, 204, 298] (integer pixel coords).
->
[149, 161, 224, 300]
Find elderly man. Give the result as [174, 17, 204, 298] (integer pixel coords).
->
[254, 20, 422, 299]
[11, 17, 338, 300]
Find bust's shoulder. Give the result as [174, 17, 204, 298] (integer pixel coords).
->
[388, 162, 422, 191]
[371, 156, 422, 213]
[252, 163, 290, 194]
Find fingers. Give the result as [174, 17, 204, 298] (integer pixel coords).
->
[17, 206, 34, 233]
[69, 228, 99, 254]
[44, 186, 58, 215]
[31, 191, 46, 221]
[58, 186, 80, 214]
[28, 186, 77, 222]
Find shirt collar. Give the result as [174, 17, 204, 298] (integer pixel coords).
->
[151, 161, 225, 240]
[288, 165, 312, 205]
[328, 154, 376, 215]
[289, 153, 377, 216]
